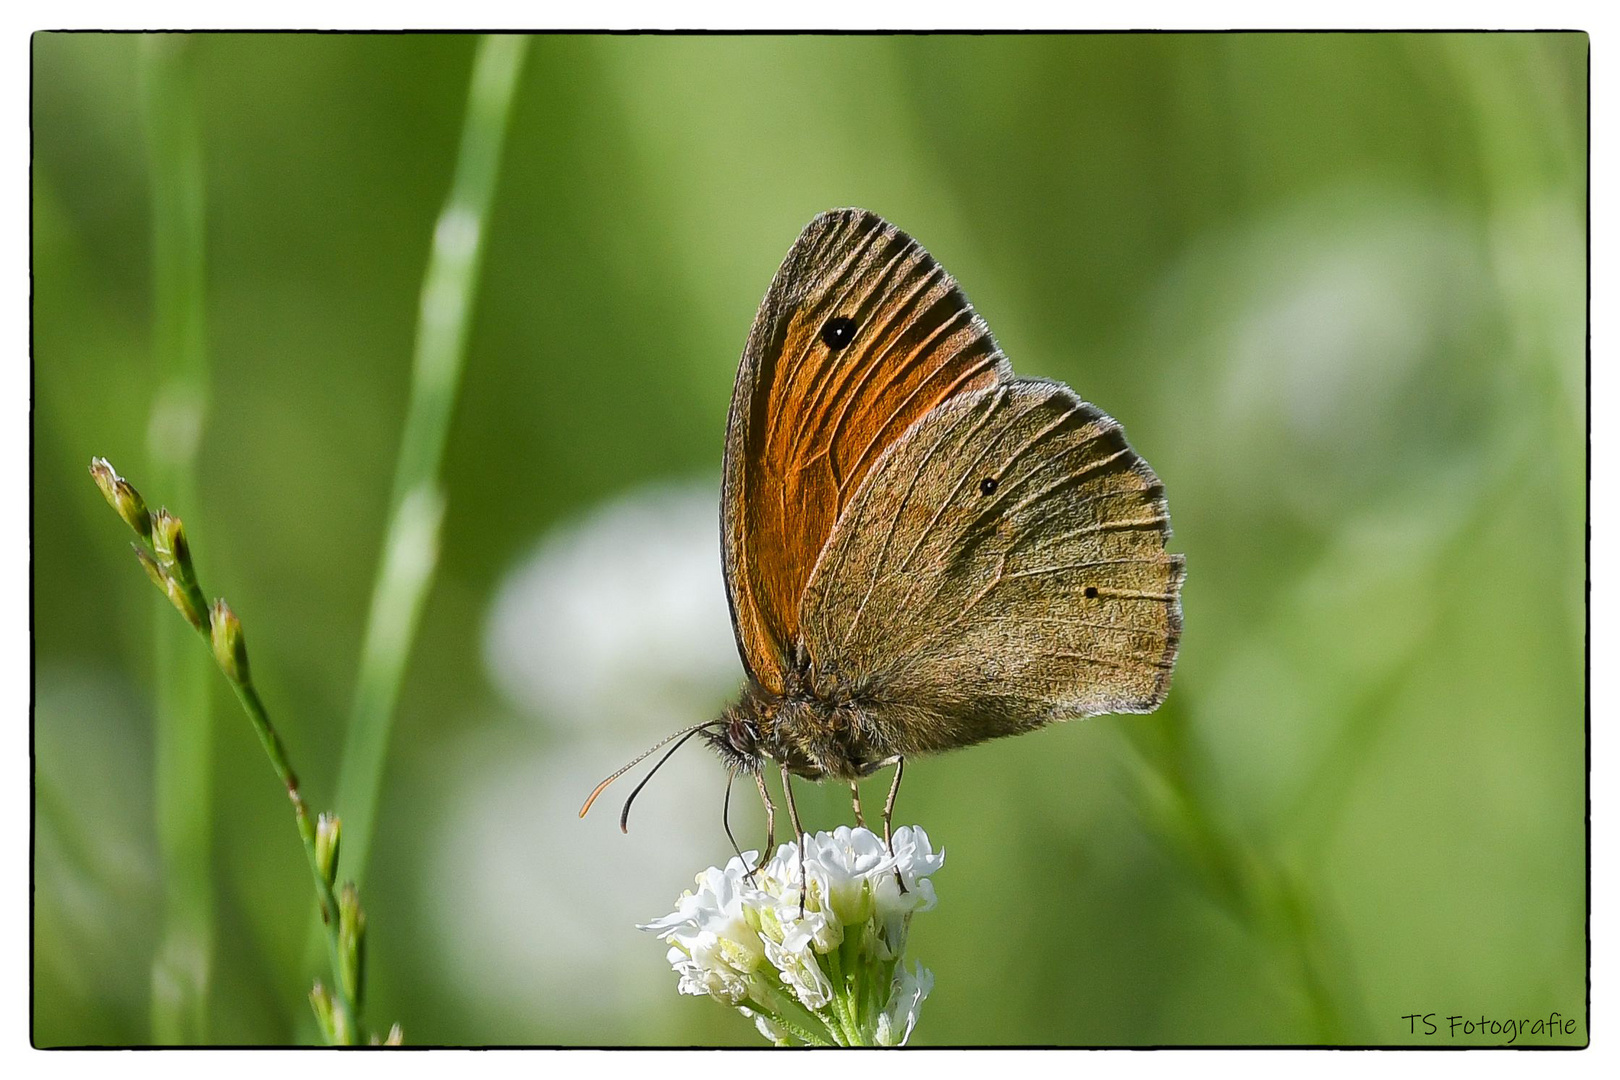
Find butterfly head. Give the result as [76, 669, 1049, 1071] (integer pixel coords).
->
[707, 686, 873, 781]
[704, 694, 769, 775]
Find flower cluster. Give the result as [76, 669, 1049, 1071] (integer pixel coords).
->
[641, 826, 943, 1046]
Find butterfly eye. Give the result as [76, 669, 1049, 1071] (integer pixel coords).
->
[728, 718, 758, 754]
[978, 477, 998, 496]
[1084, 586, 1099, 599]
[820, 316, 857, 350]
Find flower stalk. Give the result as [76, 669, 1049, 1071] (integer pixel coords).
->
[642, 826, 942, 1046]
[90, 458, 397, 1045]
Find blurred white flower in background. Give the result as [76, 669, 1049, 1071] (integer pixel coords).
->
[425, 480, 752, 1039]
[484, 479, 742, 735]
[1219, 190, 1488, 445]
[642, 826, 943, 1046]
[1147, 184, 1498, 521]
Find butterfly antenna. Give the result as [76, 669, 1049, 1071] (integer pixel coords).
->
[579, 720, 721, 820]
[617, 724, 716, 833]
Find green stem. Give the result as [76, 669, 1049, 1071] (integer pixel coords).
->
[138, 34, 214, 1046]
[824, 946, 869, 1046]
[148, 582, 363, 1041]
[760, 1007, 833, 1048]
[835, 996, 866, 1046]
[848, 931, 884, 1040]
[1120, 723, 1349, 1042]
[749, 984, 835, 1047]
[330, 33, 529, 888]
[94, 457, 373, 1041]
[819, 948, 850, 1045]
[223, 677, 359, 1033]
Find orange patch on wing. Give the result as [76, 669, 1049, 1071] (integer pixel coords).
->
[723, 209, 1008, 692]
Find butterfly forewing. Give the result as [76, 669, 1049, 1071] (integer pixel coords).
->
[797, 379, 1184, 755]
[722, 209, 1011, 692]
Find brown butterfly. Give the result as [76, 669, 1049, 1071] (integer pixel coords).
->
[583, 208, 1184, 871]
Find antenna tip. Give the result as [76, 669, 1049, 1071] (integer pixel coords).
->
[579, 775, 615, 820]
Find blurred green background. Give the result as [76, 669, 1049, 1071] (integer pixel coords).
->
[32, 32, 1586, 1046]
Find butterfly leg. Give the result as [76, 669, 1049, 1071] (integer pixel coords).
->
[752, 767, 775, 880]
[850, 782, 865, 828]
[779, 764, 808, 918]
[722, 769, 755, 884]
[882, 756, 908, 895]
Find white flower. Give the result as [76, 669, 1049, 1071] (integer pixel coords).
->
[639, 857, 771, 1006]
[802, 826, 895, 927]
[641, 826, 944, 1046]
[762, 935, 833, 1010]
[739, 1006, 790, 1046]
[869, 825, 944, 956]
[886, 826, 945, 897]
[876, 961, 934, 1047]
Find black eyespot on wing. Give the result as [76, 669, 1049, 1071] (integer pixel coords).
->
[978, 476, 998, 496]
[1084, 586, 1099, 599]
[820, 316, 857, 350]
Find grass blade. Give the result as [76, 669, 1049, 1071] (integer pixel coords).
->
[331, 34, 530, 887]
[138, 34, 214, 1045]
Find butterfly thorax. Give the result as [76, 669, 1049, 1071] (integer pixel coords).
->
[705, 677, 888, 783]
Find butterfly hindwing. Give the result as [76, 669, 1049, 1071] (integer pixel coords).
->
[797, 379, 1184, 755]
[722, 209, 1011, 693]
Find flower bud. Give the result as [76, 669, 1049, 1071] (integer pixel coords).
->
[315, 813, 342, 889]
[374, 1023, 403, 1046]
[133, 545, 168, 591]
[308, 980, 336, 1043]
[165, 577, 206, 631]
[90, 458, 152, 541]
[330, 1001, 354, 1047]
[209, 599, 250, 683]
[151, 509, 195, 583]
[338, 882, 367, 1007]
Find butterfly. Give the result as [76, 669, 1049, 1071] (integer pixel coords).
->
[583, 208, 1184, 871]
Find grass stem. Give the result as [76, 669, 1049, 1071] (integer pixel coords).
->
[92, 458, 374, 1042]
[330, 33, 530, 888]
[138, 34, 214, 1045]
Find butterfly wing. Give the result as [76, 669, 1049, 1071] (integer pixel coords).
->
[722, 209, 1011, 693]
[798, 379, 1184, 755]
